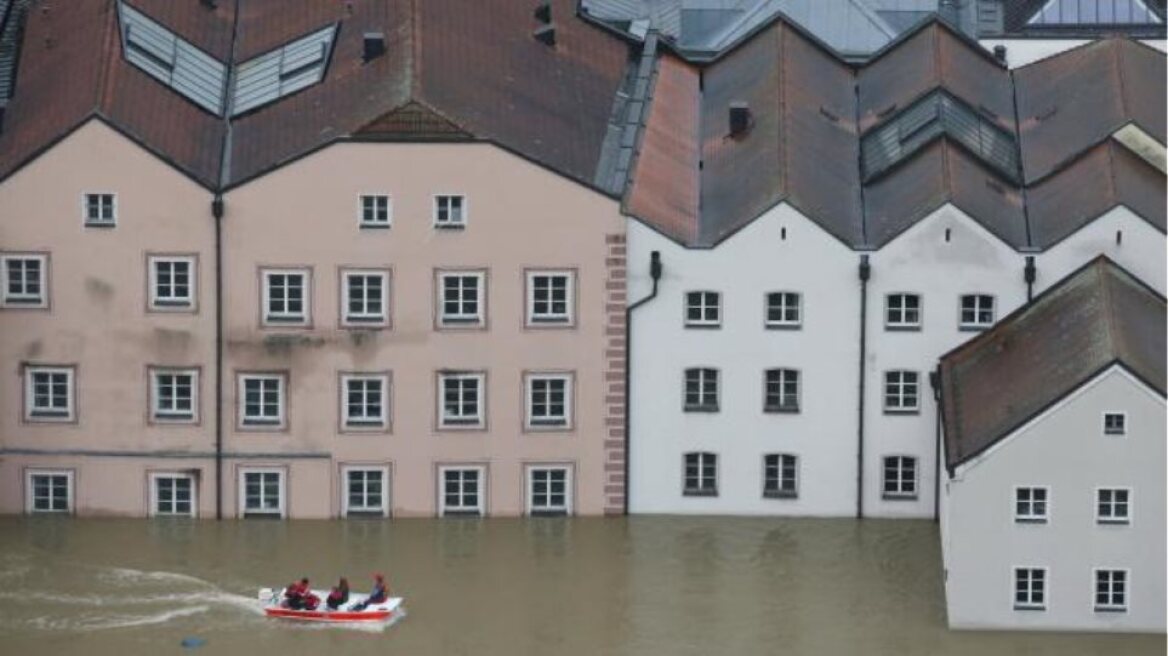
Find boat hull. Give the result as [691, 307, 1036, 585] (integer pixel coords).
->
[259, 588, 402, 623]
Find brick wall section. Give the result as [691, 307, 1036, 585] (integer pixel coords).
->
[603, 233, 627, 515]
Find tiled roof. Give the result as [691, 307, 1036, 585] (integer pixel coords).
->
[940, 257, 1166, 469]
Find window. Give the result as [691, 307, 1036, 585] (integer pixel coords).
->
[262, 269, 309, 325]
[341, 374, 389, 430]
[439, 372, 485, 429]
[440, 466, 484, 516]
[148, 256, 195, 310]
[343, 467, 389, 517]
[683, 452, 717, 496]
[150, 473, 195, 517]
[1103, 412, 1127, 436]
[150, 368, 198, 423]
[683, 368, 719, 412]
[25, 470, 73, 514]
[526, 373, 571, 429]
[1097, 488, 1131, 524]
[1094, 569, 1128, 613]
[885, 293, 921, 329]
[1014, 486, 1049, 523]
[765, 292, 802, 328]
[764, 368, 800, 413]
[526, 271, 574, 326]
[24, 366, 74, 422]
[238, 374, 285, 428]
[882, 456, 917, 499]
[84, 193, 116, 226]
[959, 294, 994, 330]
[437, 271, 485, 327]
[342, 269, 389, 327]
[763, 454, 798, 499]
[434, 195, 466, 229]
[528, 466, 571, 516]
[359, 194, 391, 228]
[685, 291, 721, 327]
[239, 469, 285, 518]
[883, 370, 920, 413]
[1014, 567, 1047, 610]
[1, 254, 48, 308]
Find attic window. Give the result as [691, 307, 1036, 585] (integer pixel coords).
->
[1027, 0, 1163, 25]
[118, 2, 227, 115]
[231, 24, 338, 116]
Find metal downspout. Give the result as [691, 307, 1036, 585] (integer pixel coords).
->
[624, 250, 661, 515]
[856, 254, 870, 519]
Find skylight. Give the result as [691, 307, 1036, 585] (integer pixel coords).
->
[861, 90, 1020, 183]
[1027, 0, 1163, 25]
[118, 2, 227, 115]
[231, 24, 338, 117]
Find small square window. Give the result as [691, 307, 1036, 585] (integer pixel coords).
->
[434, 195, 466, 229]
[683, 368, 719, 412]
[1, 254, 48, 308]
[151, 473, 196, 517]
[342, 373, 389, 430]
[1096, 488, 1131, 524]
[1103, 412, 1126, 436]
[439, 372, 485, 429]
[959, 294, 994, 330]
[440, 466, 484, 516]
[26, 470, 73, 514]
[1014, 486, 1049, 523]
[763, 454, 798, 499]
[526, 373, 572, 429]
[683, 452, 718, 496]
[24, 365, 75, 422]
[342, 269, 389, 327]
[262, 269, 310, 326]
[886, 293, 922, 330]
[84, 193, 116, 226]
[359, 194, 391, 228]
[528, 466, 572, 516]
[150, 368, 198, 423]
[1014, 567, 1046, 610]
[685, 291, 721, 327]
[437, 271, 486, 327]
[1094, 569, 1128, 613]
[149, 256, 196, 311]
[344, 467, 389, 517]
[764, 368, 800, 413]
[526, 271, 574, 326]
[238, 374, 285, 429]
[765, 292, 802, 328]
[883, 370, 920, 413]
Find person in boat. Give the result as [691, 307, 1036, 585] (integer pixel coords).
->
[352, 573, 389, 611]
[284, 577, 321, 611]
[326, 577, 350, 611]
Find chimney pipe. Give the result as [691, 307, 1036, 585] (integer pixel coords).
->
[363, 32, 386, 62]
[729, 102, 751, 137]
[534, 24, 556, 47]
[993, 45, 1007, 64]
[535, 2, 552, 23]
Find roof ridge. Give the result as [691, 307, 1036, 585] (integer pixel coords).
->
[97, 0, 119, 114]
[1096, 257, 1123, 366]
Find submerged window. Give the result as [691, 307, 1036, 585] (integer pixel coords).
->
[440, 467, 484, 516]
[528, 466, 571, 516]
[683, 452, 718, 496]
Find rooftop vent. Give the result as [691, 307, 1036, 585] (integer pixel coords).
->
[199, 0, 217, 9]
[534, 23, 556, 46]
[363, 32, 385, 62]
[992, 45, 1007, 63]
[535, 2, 551, 23]
[729, 102, 751, 137]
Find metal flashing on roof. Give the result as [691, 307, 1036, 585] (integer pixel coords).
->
[118, 2, 227, 116]
[230, 23, 337, 117]
[1026, 0, 1163, 25]
[861, 90, 1019, 182]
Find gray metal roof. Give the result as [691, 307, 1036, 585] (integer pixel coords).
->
[118, 1, 227, 116]
[1026, 0, 1162, 26]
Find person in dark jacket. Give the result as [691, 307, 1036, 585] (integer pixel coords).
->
[353, 573, 389, 611]
[326, 577, 350, 611]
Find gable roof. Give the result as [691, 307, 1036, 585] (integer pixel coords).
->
[940, 256, 1167, 470]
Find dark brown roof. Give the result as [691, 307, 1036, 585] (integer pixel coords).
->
[1014, 38, 1167, 184]
[1026, 140, 1167, 248]
[940, 257, 1166, 469]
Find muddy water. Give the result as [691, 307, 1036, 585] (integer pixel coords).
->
[0, 517, 1161, 655]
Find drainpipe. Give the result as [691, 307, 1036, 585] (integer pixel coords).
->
[930, 366, 942, 522]
[212, 195, 225, 520]
[1024, 255, 1036, 302]
[624, 250, 661, 515]
[856, 254, 870, 519]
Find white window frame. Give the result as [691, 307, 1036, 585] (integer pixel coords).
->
[683, 367, 719, 412]
[1102, 412, 1127, 436]
[526, 270, 575, 326]
[148, 255, 196, 311]
[341, 373, 389, 430]
[261, 268, 310, 326]
[342, 465, 390, 517]
[149, 472, 197, 517]
[83, 192, 117, 227]
[237, 373, 286, 429]
[765, 291, 802, 329]
[238, 468, 286, 518]
[959, 293, 995, 330]
[438, 372, 485, 429]
[341, 269, 390, 327]
[437, 270, 486, 327]
[1093, 568, 1129, 613]
[682, 452, 718, 497]
[762, 453, 798, 499]
[24, 469, 74, 514]
[882, 455, 917, 500]
[358, 193, 392, 228]
[150, 368, 199, 424]
[883, 370, 920, 414]
[24, 365, 75, 422]
[526, 465, 573, 516]
[684, 291, 721, 327]
[525, 372, 573, 430]
[438, 465, 485, 517]
[1013, 485, 1050, 523]
[1096, 487, 1132, 525]
[885, 293, 922, 330]
[433, 194, 467, 229]
[1013, 566, 1048, 611]
[1, 253, 48, 308]
[763, 368, 800, 413]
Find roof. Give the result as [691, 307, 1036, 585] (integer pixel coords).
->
[996, 0, 1166, 36]
[940, 256, 1167, 470]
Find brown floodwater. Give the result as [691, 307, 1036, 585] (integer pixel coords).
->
[0, 516, 1161, 655]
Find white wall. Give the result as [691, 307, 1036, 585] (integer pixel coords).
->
[1035, 206, 1167, 297]
[863, 206, 1027, 518]
[979, 38, 1167, 68]
[942, 367, 1166, 632]
[626, 204, 861, 516]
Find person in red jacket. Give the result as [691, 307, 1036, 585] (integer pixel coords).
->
[326, 577, 350, 611]
[284, 577, 320, 610]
